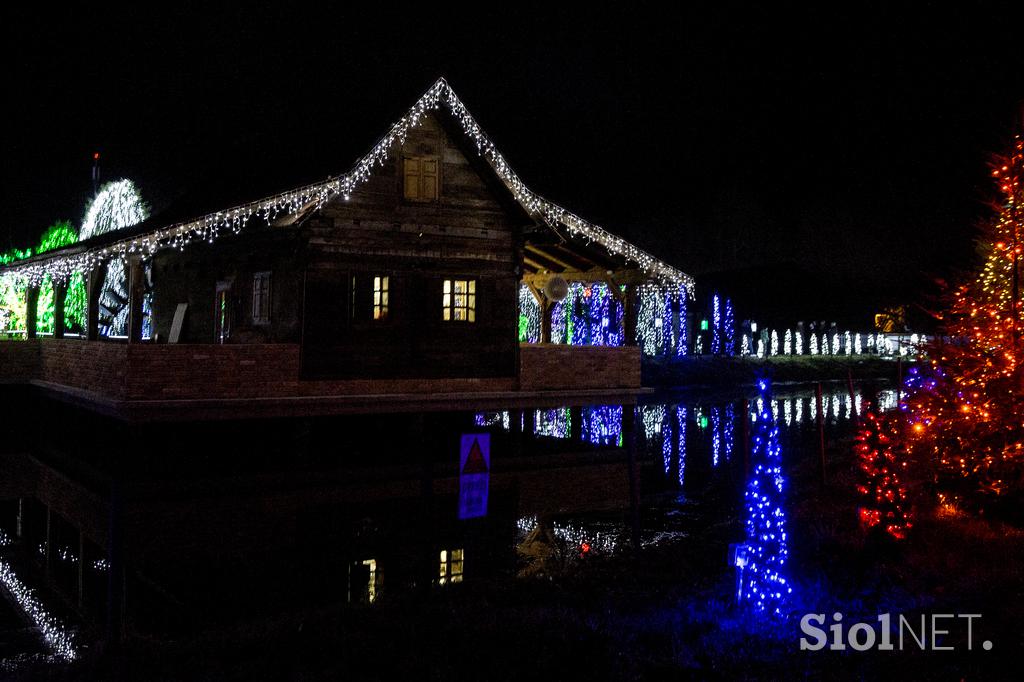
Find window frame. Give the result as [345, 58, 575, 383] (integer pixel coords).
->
[442, 278, 476, 323]
[372, 275, 390, 321]
[251, 271, 272, 325]
[438, 548, 464, 585]
[351, 273, 393, 324]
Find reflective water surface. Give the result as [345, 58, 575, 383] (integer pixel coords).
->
[0, 381, 891, 668]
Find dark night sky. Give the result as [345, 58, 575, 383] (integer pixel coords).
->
[4, 5, 1024, 306]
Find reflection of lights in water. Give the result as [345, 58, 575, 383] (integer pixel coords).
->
[783, 399, 792, 426]
[661, 408, 672, 475]
[1, 535, 77, 660]
[711, 406, 721, 467]
[349, 559, 378, 604]
[877, 389, 898, 411]
[641, 404, 665, 442]
[711, 294, 721, 354]
[438, 549, 464, 585]
[516, 516, 618, 555]
[724, 403, 734, 462]
[795, 397, 803, 424]
[582, 405, 622, 446]
[34, 542, 108, 573]
[535, 408, 570, 438]
[771, 399, 780, 424]
[831, 394, 840, 420]
[738, 380, 791, 616]
[677, 406, 687, 486]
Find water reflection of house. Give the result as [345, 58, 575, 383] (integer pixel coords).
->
[0, 78, 692, 420]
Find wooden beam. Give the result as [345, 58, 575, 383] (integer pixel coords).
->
[525, 244, 576, 271]
[549, 243, 604, 271]
[522, 268, 650, 287]
[526, 281, 544, 306]
[86, 263, 108, 341]
[127, 256, 145, 344]
[24, 286, 39, 339]
[623, 284, 639, 347]
[523, 256, 548, 271]
[540, 299, 553, 344]
[53, 280, 67, 338]
[604, 273, 626, 302]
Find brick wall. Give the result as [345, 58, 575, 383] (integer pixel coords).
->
[2, 339, 638, 401]
[519, 344, 641, 390]
[123, 344, 301, 400]
[38, 339, 128, 398]
[0, 340, 40, 383]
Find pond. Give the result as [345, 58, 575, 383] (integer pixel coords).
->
[0, 379, 894, 674]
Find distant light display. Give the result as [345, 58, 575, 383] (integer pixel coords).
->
[723, 298, 735, 355]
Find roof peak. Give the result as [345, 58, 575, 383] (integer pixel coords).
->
[1, 78, 692, 290]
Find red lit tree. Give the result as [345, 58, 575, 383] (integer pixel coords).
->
[855, 408, 913, 540]
[904, 134, 1024, 500]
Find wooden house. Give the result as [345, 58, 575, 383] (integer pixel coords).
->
[0, 79, 693, 419]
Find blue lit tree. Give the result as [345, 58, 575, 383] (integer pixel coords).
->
[723, 297, 735, 355]
[740, 379, 792, 616]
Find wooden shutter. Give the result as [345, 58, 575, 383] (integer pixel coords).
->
[420, 158, 438, 200]
[403, 158, 420, 200]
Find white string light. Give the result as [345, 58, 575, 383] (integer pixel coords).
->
[1, 78, 694, 292]
[0, 544, 77, 661]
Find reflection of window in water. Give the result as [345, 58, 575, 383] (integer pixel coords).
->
[348, 559, 378, 604]
[438, 549, 464, 585]
[535, 408, 570, 438]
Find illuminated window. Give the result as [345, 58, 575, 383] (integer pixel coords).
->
[438, 549, 464, 585]
[348, 558, 378, 604]
[373, 276, 389, 320]
[403, 156, 439, 202]
[443, 279, 476, 322]
[252, 271, 271, 324]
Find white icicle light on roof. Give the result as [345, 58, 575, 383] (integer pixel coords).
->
[1, 79, 694, 293]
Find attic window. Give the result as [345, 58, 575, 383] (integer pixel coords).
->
[403, 156, 439, 202]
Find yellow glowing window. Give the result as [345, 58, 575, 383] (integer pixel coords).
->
[403, 157, 438, 202]
[349, 558, 378, 604]
[373, 276, 389, 320]
[443, 279, 476, 322]
[439, 548, 464, 585]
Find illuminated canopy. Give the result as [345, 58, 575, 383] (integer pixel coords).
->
[0, 78, 693, 290]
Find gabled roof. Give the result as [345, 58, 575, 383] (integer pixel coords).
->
[0, 78, 693, 290]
